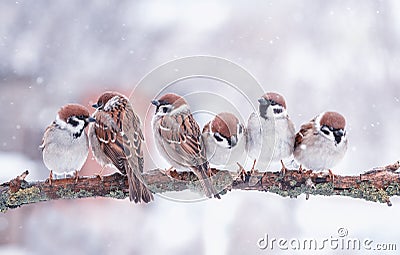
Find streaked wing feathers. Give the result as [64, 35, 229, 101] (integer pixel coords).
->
[94, 111, 131, 174]
[294, 122, 314, 149]
[159, 113, 203, 158]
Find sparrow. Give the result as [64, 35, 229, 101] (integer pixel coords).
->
[151, 93, 220, 199]
[89, 91, 153, 203]
[246, 92, 296, 171]
[294, 111, 348, 171]
[40, 104, 95, 183]
[202, 112, 246, 169]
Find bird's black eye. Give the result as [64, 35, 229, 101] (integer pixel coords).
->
[270, 100, 277, 106]
[93, 102, 103, 109]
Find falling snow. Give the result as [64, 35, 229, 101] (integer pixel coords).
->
[0, 1, 400, 254]
[36, 77, 43, 84]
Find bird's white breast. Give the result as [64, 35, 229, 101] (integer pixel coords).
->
[203, 132, 246, 170]
[43, 127, 89, 174]
[246, 113, 295, 170]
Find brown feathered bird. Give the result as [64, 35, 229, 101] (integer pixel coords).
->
[89, 91, 153, 203]
[151, 93, 220, 199]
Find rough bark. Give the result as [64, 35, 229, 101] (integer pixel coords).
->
[1, 161, 399, 212]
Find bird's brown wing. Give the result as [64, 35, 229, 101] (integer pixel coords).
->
[39, 123, 56, 151]
[93, 110, 130, 174]
[121, 101, 152, 202]
[95, 94, 152, 203]
[294, 122, 314, 149]
[179, 113, 204, 158]
[122, 102, 145, 173]
[201, 120, 211, 134]
[158, 113, 218, 198]
[159, 113, 206, 166]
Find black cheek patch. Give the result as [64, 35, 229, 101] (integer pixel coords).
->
[334, 135, 342, 144]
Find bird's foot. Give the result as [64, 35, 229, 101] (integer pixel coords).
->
[236, 162, 247, 182]
[161, 166, 179, 179]
[250, 159, 258, 175]
[74, 170, 79, 183]
[298, 164, 304, 174]
[280, 160, 287, 177]
[328, 169, 335, 184]
[46, 170, 53, 185]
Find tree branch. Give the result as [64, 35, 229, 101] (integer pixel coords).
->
[1, 161, 400, 212]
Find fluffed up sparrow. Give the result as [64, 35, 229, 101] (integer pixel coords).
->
[294, 111, 348, 171]
[89, 91, 153, 203]
[40, 104, 95, 183]
[202, 112, 246, 169]
[151, 93, 220, 199]
[246, 92, 296, 171]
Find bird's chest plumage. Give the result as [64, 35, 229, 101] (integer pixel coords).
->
[260, 117, 295, 160]
[203, 133, 246, 168]
[43, 128, 89, 172]
[295, 131, 348, 170]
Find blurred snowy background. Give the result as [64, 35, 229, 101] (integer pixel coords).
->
[1, 0, 400, 254]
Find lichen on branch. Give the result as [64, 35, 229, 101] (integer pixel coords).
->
[1, 161, 399, 212]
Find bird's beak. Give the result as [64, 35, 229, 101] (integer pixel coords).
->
[258, 97, 270, 106]
[230, 135, 238, 147]
[151, 99, 160, 107]
[87, 117, 96, 123]
[92, 103, 99, 109]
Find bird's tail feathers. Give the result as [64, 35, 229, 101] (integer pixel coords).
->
[192, 162, 221, 199]
[126, 163, 154, 203]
